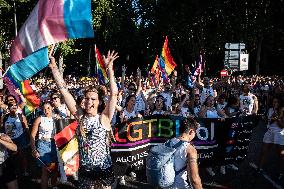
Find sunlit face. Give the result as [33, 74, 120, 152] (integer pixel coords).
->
[84, 92, 99, 113]
[43, 104, 53, 117]
[7, 97, 16, 104]
[9, 104, 18, 114]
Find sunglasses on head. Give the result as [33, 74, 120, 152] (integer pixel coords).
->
[52, 96, 59, 100]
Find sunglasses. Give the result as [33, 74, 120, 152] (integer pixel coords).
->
[129, 88, 135, 91]
[52, 96, 59, 100]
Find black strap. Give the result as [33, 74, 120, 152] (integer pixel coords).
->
[176, 165, 187, 176]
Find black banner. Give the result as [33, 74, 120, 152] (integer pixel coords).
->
[111, 115, 258, 175]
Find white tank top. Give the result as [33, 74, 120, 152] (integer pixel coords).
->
[206, 108, 219, 118]
[169, 138, 192, 189]
[123, 109, 136, 120]
[4, 115, 24, 139]
[38, 117, 54, 139]
[0, 141, 8, 164]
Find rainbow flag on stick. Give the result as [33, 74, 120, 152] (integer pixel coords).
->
[4, 71, 40, 116]
[159, 36, 177, 76]
[95, 46, 109, 85]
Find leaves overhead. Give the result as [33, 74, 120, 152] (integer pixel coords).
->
[1, 0, 283, 75]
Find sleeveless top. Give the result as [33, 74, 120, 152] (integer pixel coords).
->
[206, 107, 219, 118]
[77, 114, 112, 170]
[123, 109, 136, 120]
[200, 87, 214, 104]
[0, 142, 8, 165]
[55, 104, 69, 118]
[4, 115, 24, 139]
[239, 94, 254, 115]
[38, 116, 55, 140]
[169, 138, 192, 189]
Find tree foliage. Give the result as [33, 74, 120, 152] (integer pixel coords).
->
[1, 0, 284, 75]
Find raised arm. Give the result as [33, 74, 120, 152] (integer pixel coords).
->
[15, 88, 27, 109]
[49, 57, 77, 117]
[101, 51, 119, 124]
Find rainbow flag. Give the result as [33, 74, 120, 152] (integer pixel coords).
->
[95, 47, 108, 85]
[6, 0, 94, 82]
[150, 55, 159, 74]
[4, 71, 40, 116]
[159, 36, 177, 76]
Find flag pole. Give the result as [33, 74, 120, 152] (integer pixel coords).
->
[2, 66, 10, 78]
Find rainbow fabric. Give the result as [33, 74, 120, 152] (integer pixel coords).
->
[95, 47, 108, 85]
[4, 71, 40, 116]
[159, 36, 177, 76]
[6, 0, 94, 82]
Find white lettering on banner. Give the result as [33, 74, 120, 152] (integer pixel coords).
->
[196, 123, 215, 141]
[198, 152, 214, 159]
[130, 159, 144, 168]
[115, 151, 148, 163]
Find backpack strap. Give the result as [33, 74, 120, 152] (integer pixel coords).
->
[176, 166, 187, 176]
[165, 138, 185, 149]
[165, 138, 188, 176]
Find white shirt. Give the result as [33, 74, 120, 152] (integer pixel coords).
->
[161, 92, 172, 111]
[135, 93, 146, 112]
[0, 134, 8, 164]
[200, 87, 214, 104]
[239, 94, 254, 115]
[168, 138, 191, 189]
[38, 117, 55, 139]
[4, 115, 24, 139]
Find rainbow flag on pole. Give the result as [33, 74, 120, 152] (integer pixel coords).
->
[4, 72, 40, 116]
[159, 36, 177, 76]
[95, 47, 108, 85]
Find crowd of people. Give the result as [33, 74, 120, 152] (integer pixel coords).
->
[0, 51, 284, 189]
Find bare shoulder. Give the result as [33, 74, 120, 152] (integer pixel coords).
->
[186, 143, 198, 159]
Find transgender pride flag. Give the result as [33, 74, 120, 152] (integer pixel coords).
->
[6, 0, 94, 82]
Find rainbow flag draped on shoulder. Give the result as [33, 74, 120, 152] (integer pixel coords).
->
[4, 0, 94, 111]
[95, 47, 108, 85]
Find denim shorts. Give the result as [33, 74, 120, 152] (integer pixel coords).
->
[37, 139, 57, 167]
[12, 132, 30, 150]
